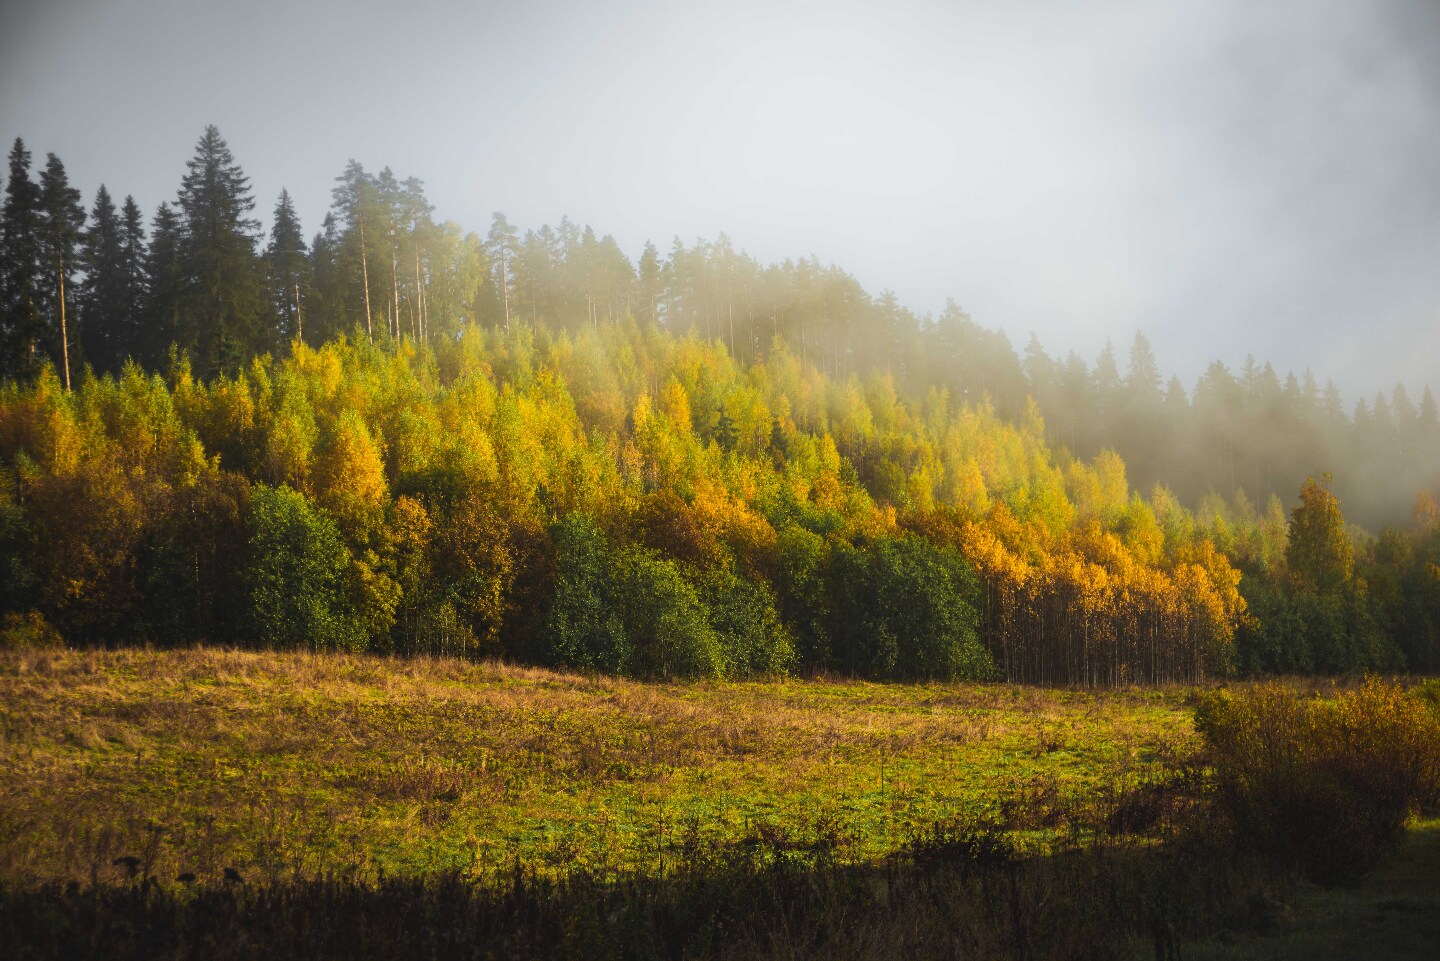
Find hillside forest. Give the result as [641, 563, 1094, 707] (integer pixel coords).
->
[2, 127, 1439, 683]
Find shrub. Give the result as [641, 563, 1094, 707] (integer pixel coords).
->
[1195, 679, 1440, 885]
[0, 610, 63, 650]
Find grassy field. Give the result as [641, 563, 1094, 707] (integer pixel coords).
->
[0, 647, 1194, 886]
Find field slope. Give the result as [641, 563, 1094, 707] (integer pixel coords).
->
[0, 647, 1191, 885]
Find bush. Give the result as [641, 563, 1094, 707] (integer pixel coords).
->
[1195, 679, 1440, 885]
[0, 610, 63, 650]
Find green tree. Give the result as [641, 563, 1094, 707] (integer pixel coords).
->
[78, 185, 128, 374]
[614, 547, 725, 679]
[245, 483, 361, 651]
[1286, 475, 1353, 595]
[264, 188, 308, 346]
[829, 536, 994, 681]
[37, 152, 86, 389]
[142, 203, 184, 368]
[540, 512, 629, 672]
[1, 138, 45, 378]
[485, 212, 519, 331]
[176, 125, 266, 374]
[695, 566, 796, 676]
[117, 196, 147, 362]
[330, 160, 380, 340]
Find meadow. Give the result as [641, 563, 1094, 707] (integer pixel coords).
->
[0, 647, 1190, 885]
[3, 649, 1438, 960]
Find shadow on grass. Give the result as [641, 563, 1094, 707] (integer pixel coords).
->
[1, 822, 1285, 961]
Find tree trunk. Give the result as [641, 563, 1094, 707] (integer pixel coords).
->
[56, 252, 71, 391]
[359, 218, 373, 340]
[499, 247, 511, 332]
[391, 249, 400, 340]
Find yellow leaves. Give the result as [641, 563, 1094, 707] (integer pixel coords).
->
[659, 379, 692, 434]
[630, 392, 651, 433]
[313, 410, 388, 520]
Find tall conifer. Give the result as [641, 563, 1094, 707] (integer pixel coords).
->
[1, 138, 44, 377]
[265, 188, 308, 345]
[175, 125, 265, 374]
[37, 153, 86, 389]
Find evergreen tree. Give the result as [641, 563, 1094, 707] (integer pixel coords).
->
[175, 125, 266, 373]
[637, 240, 662, 327]
[398, 177, 433, 341]
[118, 197, 147, 354]
[306, 213, 345, 344]
[1, 138, 46, 378]
[143, 202, 184, 367]
[485, 212, 519, 331]
[264, 188, 308, 345]
[78, 185, 128, 374]
[37, 153, 86, 389]
[330, 159, 379, 340]
[111, 195, 148, 365]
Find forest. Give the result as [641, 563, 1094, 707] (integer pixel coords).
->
[2, 126, 1439, 683]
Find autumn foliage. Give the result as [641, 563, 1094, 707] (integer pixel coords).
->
[0, 323, 1255, 684]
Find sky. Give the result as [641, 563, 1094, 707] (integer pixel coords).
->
[2, 0, 1438, 401]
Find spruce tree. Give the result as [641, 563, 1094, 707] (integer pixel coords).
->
[1, 138, 45, 377]
[143, 202, 184, 368]
[118, 196, 147, 362]
[264, 188, 308, 345]
[175, 125, 265, 374]
[37, 153, 86, 389]
[78, 185, 126, 374]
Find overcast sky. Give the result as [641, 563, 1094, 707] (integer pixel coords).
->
[3, 0, 1437, 401]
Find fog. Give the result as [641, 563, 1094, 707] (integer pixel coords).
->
[3, 0, 1437, 398]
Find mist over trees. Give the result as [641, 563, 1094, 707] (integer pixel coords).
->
[2, 126, 1439, 681]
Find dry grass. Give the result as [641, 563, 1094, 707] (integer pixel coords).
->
[0, 647, 1193, 886]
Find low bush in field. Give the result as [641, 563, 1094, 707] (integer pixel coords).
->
[1195, 678, 1440, 885]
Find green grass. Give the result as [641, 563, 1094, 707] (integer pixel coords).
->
[1166, 818, 1440, 961]
[0, 647, 1194, 885]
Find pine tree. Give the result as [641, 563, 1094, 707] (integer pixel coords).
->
[331, 159, 378, 340]
[37, 153, 86, 389]
[399, 177, 433, 341]
[486, 212, 519, 332]
[78, 185, 127, 374]
[638, 240, 662, 327]
[307, 213, 344, 344]
[175, 125, 266, 374]
[264, 188, 308, 345]
[1, 138, 45, 377]
[143, 202, 184, 367]
[118, 196, 147, 361]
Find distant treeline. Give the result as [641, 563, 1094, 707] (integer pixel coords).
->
[1, 127, 1438, 681]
